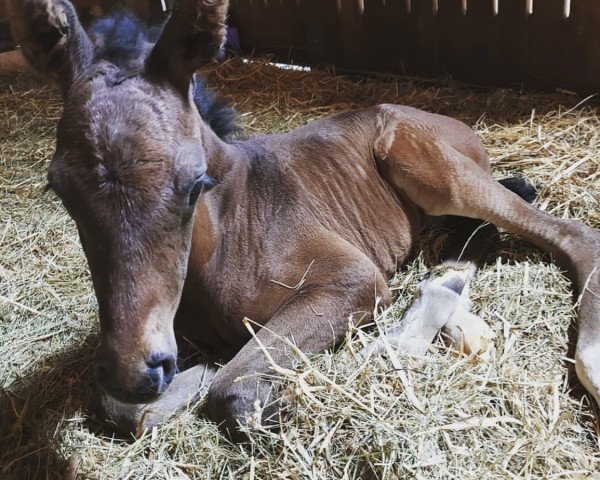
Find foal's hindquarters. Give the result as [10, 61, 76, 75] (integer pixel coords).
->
[371, 104, 600, 408]
[101, 105, 600, 441]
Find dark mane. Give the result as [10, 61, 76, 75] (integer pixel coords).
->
[87, 9, 240, 140]
[87, 9, 161, 70]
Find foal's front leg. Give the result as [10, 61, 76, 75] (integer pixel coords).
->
[207, 238, 391, 442]
[99, 363, 217, 436]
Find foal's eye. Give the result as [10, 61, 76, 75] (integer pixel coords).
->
[188, 174, 215, 206]
[188, 180, 203, 206]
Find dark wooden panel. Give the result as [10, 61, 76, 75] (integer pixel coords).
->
[408, 0, 438, 75]
[231, 0, 600, 93]
[463, 0, 520, 84]
[230, 0, 308, 61]
[435, 0, 469, 77]
[329, 0, 417, 72]
[527, 0, 600, 93]
[300, 0, 344, 65]
[492, 0, 529, 85]
[436, 0, 529, 86]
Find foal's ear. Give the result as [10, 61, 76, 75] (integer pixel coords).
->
[147, 0, 229, 96]
[8, 0, 93, 95]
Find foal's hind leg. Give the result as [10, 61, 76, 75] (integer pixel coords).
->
[359, 265, 494, 360]
[376, 109, 600, 405]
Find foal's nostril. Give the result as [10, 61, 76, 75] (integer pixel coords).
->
[145, 352, 177, 389]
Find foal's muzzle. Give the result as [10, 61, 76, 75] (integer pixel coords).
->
[95, 352, 177, 404]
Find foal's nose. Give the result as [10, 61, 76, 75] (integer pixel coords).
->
[145, 352, 177, 392]
[95, 351, 177, 402]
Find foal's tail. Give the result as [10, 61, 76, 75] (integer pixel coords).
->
[442, 177, 538, 265]
[497, 177, 537, 204]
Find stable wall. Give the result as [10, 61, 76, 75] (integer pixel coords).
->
[229, 0, 600, 94]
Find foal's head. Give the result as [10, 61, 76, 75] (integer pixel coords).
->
[9, 0, 229, 403]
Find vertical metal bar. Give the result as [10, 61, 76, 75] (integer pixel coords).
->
[433, 0, 438, 15]
[358, 0, 365, 14]
[563, 0, 571, 18]
[492, 0, 499, 16]
[526, 0, 533, 15]
[406, 0, 412, 14]
[462, 0, 468, 15]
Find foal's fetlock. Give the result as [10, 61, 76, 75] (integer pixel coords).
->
[424, 263, 475, 296]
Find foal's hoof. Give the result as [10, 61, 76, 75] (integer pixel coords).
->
[430, 264, 496, 360]
[442, 310, 495, 360]
[207, 373, 288, 443]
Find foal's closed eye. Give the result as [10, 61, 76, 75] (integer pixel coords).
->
[188, 174, 216, 206]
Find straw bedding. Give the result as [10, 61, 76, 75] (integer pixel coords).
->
[1, 58, 599, 479]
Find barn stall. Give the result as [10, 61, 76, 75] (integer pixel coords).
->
[1, 0, 600, 478]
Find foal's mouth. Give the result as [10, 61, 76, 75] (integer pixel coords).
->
[95, 361, 175, 405]
[96, 380, 166, 405]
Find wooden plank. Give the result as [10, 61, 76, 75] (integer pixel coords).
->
[230, 0, 307, 62]
[493, 0, 529, 85]
[435, 0, 468, 76]
[408, 0, 438, 75]
[359, 0, 424, 73]
[463, 0, 507, 84]
[336, 0, 364, 67]
[450, 0, 529, 85]
[300, 0, 344, 65]
[433, 0, 528, 84]
[527, 0, 600, 93]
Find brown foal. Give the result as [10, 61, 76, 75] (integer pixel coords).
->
[9, 0, 600, 442]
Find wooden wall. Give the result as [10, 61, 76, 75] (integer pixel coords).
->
[229, 0, 600, 94]
[1, 0, 598, 93]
